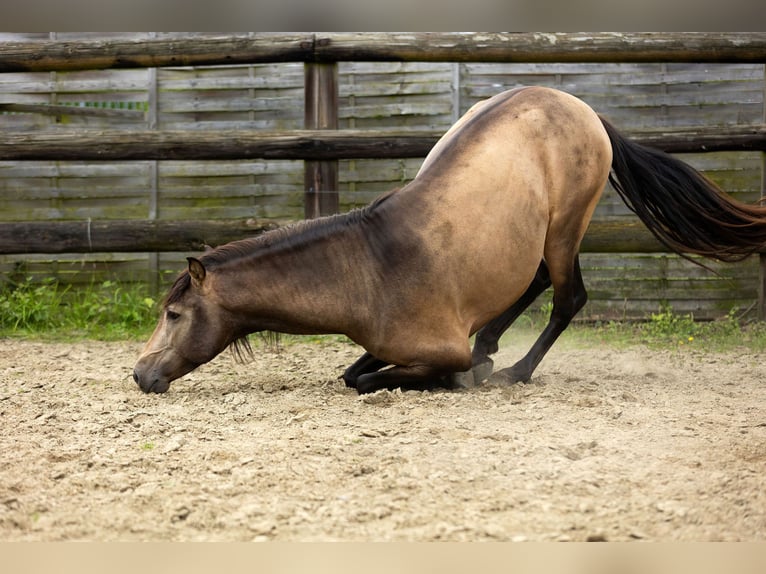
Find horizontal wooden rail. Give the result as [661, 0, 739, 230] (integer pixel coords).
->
[315, 33, 766, 64]
[0, 219, 281, 254]
[0, 125, 764, 161]
[0, 34, 314, 73]
[0, 219, 671, 255]
[0, 33, 764, 73]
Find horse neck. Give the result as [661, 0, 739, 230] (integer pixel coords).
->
[214, 214, 379, 338]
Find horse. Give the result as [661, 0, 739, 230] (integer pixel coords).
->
[132, 86, 766, 395]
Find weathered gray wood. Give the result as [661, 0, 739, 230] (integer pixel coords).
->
[580, 252, 760, 321]
[760, 66, 766, 321]
[317, 33, 766, 64]
[0, 125, 763, 161]
[0, 103, 145, 119]
[629, 126, 766, 153]
[1, 34, 765, 73]
[0, 219, 280, 254]
[0, 129, 437, 160]
[0, 219, 687, 255]
[0, 34, 315, 73]
[581, 221, 666, 253]
[0, 35, 764, 320]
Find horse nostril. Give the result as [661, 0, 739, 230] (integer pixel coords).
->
[132, 370, 139, 384]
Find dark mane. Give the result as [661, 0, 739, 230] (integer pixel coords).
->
[207, 188, 396, 269]
[161, 187, 398, 309]
[163, 271, 192, 307]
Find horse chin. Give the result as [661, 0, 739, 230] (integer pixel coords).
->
[133, 357, 199, 394]
[146, 378, 171, 394]
[132, 370, 172, 394]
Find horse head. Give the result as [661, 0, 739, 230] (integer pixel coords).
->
[132, 257, 241, 393]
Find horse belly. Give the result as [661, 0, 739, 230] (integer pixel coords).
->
[403, 202, 545, 336]
[458, 218, 546, 334]
[367, 224, 540, 373]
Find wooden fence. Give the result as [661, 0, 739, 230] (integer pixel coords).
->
[1, 32, 765, 320]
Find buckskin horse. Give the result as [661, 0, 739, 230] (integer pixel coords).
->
[132, 86, 766, 395]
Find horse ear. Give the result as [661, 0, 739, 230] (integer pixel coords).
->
[187, 257, 206, 287]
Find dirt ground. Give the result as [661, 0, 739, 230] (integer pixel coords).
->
[1, 331, 765, 541]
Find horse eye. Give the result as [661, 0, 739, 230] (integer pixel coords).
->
[166, 310, 181, 321]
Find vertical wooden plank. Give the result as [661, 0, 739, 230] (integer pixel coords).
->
[304, 62, 338, 219]
[451, 62, 461, 123]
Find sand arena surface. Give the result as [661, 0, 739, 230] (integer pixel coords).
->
[1, 334, 765, 541]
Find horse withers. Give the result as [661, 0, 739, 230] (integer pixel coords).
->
[133, 86, 766, 395]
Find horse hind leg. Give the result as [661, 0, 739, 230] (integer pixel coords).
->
[454, 260, 552, 387]
[490, 254, 587, 385]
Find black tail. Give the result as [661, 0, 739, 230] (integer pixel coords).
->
[600, 117, 766, 264]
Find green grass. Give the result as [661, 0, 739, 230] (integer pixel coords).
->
[0, 278, 157, 340]
[2, 277, 766, 354]
[520, 302, 766, 353]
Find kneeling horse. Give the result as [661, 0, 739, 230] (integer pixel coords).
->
[133, 87, 766, 395]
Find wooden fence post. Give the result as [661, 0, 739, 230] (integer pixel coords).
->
[304, 61, 339, 219]
[760, 65, 766, 320]
[147, 34, 160, 295]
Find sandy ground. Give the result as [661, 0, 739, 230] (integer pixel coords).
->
[1, 331, 766, 541]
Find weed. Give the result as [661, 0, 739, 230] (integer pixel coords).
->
[0, 277, 68, 330]
[578, 304, 766, 352]
[641, 302, 698, 344]
[514, 302, 766, 353]
[0, 277, 157, 340]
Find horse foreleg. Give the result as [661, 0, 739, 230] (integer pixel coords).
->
[342, 352, 389, 389]
[356, 364, 455, 395]
[491, 255, 587, 384]
[354, 338, 472, 394]
[468, 260, 552, 384]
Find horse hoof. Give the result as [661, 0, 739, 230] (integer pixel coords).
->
[355, 378, 379, 395]
[447, 370, 475, 389]
[472, 359, 494, 384]
[488, 365, 531, 385]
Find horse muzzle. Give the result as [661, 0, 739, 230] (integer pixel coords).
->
[132, 348, 202, 394]
[132, 369, 171, 394]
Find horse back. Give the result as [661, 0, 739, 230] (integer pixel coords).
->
[412, 85, 612, 274]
